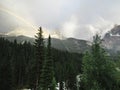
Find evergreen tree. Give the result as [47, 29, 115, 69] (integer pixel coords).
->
[82, 34, 117, 90]
[34, 27, 45, 90]
[0, 38, 12, 90]
[40, 35, 56, 90]
[46, 35, 55, 89]
[51, 77, 57, 90]
[0, 36, 83, 90]
[65, 62, 77, 90]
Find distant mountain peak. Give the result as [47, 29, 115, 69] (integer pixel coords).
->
[104, 25, 120, 38]
[103, 24, 120, 53]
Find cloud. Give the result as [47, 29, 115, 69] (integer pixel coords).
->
[5, 26, 61, 39]
[60, 15, 95, 40]
[1, 0, 120, 40]
[6, 27, 36, 37]
[60, 15, 114, 40]
[61, 15, 79, 38]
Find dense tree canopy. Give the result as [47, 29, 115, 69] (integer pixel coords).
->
[0, 32, 120, 90]
[0, 36, 83, 90]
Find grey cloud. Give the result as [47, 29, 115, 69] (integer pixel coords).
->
[1, 0, 120, 40]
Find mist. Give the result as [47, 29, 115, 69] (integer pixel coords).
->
[0, 0, 120, 40]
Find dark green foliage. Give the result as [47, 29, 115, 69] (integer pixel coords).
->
[34, 27, 45, 90]
[52, 49, 83, 90]
[0, 37, 82, 90]
[0, 38, 12, 90]
[0, 35, 83, 90]
[51, 77, 57, 90]
[0, 38, 35, 90]
[1, 32, 120, 90]
[46, 35, 55, 89]
[82, 34, 119, 90]
[39, 35, 55, 90]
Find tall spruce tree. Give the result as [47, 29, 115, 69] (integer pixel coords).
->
[34, 27, 45, 90]
[40, 35, 56, 90]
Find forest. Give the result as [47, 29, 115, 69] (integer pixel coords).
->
[0, 27, 120, 90]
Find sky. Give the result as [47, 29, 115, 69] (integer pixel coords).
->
[0, 0, 120, 40]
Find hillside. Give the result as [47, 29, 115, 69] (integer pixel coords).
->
[0, 34, 91, 53]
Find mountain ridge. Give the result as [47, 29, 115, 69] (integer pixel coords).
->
[0, 34, 91, 53]
[1, 24, 120, 54]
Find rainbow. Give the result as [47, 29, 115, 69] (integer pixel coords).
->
[0, 6, 61, 38]
[0, 5, 37, 30]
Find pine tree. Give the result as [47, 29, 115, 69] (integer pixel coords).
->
[34, 27, 45, 90]
[46, 35, 55, 89]
[51, 77, 57, 90]
[82, 34, 116, 90]
[40, 35, 56, 90]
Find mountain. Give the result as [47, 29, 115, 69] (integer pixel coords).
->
[103, 25, 120, 53]
[0, 34, 35, 43]
[51, 38, 91, 53]
[2, 24, 120, 54]
[0, 34, 91, 53]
